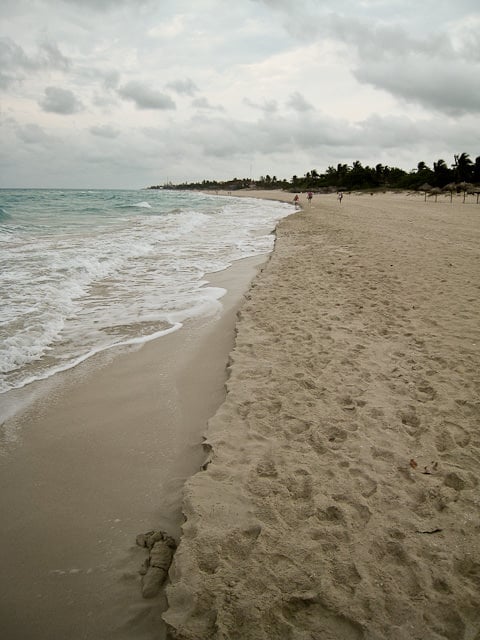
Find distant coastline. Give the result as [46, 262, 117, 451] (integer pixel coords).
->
[148, 151, 480, 194]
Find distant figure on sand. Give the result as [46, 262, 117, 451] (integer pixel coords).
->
[338, 191, 343, 203]
[293, 194, 300, 209]
[307, 191, 313, 204]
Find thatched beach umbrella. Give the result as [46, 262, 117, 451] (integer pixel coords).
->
[443, 182, 457, 202]
[457, 181, 475, 203]
[466, 183, 479, 203]
[428, 187, 442, 202]
[418, 183, 432, 202]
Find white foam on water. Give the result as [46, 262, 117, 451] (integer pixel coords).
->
[6, 322, 183, 394]
[0, 190, 293, 394]
[132, 201, 152, 208]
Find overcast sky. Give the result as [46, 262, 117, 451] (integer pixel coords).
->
[1, 0, 480, 188]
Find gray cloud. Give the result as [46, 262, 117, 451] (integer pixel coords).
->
[79, 67, 120, 90]
[243, 98, 279, 114]
[166, 78, 198, 96]
[102, 71, 120, 90]
[16, 123, 56, 145]
[0, 38, 29, 80]
[39, 86, 84, 114]
[355, 57, 480, 115]
[286, 92, 313, 112]
[457, 22, 480, 62]
[319, 14, 453, 60]
[150, 107, 479, 173]
[89, 124, 120, 138]
[0, 37, 70, 82]
[0, 72, 16, 89]
[347, 21, 480, 114]
[254, 1, 479, 116]
[37, 40, 70, 71]
[117, 81, 176, 110]
[191, 97, 225, 112]
[60, 0, 151, 9]
[2, 103, 479, 188]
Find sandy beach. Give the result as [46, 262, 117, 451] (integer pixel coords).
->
[0, 254, 266, 640]
[164, 190, 480, 639]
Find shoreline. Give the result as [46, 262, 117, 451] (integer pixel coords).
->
[164, 190, 480, 639]
[0, 252, 269, 640]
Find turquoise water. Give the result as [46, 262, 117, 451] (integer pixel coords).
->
[0, 189, 292, 396]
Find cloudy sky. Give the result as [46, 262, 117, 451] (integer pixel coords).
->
[1, 0, 480, 188]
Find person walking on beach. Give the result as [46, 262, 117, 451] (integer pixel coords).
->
[307, 191, 313, 204]
[337, 191, 343, 203]
[293, 194, 300, 209]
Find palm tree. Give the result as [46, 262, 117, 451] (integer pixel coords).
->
[433, 159, 451, 187]
[473, 156, 480, 183]
[453, 153, 473, 182]
[375, 163, 384, 177]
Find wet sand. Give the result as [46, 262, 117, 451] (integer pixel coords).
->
[164, 190, 480, 639]
[0, 254, 266, 640]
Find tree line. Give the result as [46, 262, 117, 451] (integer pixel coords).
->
[150, 152, 480, 192]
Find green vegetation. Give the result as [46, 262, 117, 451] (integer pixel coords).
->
[149, 152, 480, 193]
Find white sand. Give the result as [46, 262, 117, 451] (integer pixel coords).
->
[164, 191, 480, 639]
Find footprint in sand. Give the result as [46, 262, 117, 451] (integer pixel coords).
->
[331, 561, 362, 594]
[443, 472, 467, 491]
[319, 504, 346, 524]
[255, 457, 278, 478]
[338, 394, 356, 412]
[286, 468, 314, 500]
[435, 422, 471, 454]
[307, 428, 328, 455]
[327, 426, 348, 444]
[400, 408, 421, 437]
[369, 406, 385, 419]
[281, 594, 364, 639]
[454, 557, 480, 587]
[349, 467, 378, 498]
[445, 421, 471, 447]
[333, 493, 372, 526]
[415, 382, 436, 402]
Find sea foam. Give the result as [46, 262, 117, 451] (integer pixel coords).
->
[0, 189, 293, 394]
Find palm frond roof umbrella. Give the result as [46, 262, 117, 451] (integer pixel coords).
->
[457, 181, 475, 202]
[429, 187, 442, 202]
[418, 182, 432, 201]
[443, 182, 457, 202]
[465, 183, 480, 203]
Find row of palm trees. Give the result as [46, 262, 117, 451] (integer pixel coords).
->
[287, 153, 480, 192]
[415, 153, 480, 188]
[156, 152, 480, 193]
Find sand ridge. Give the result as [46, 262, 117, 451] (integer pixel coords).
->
[164, 191, 480, 639]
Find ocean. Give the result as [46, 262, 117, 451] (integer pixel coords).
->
[0, 189, 292, 403]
